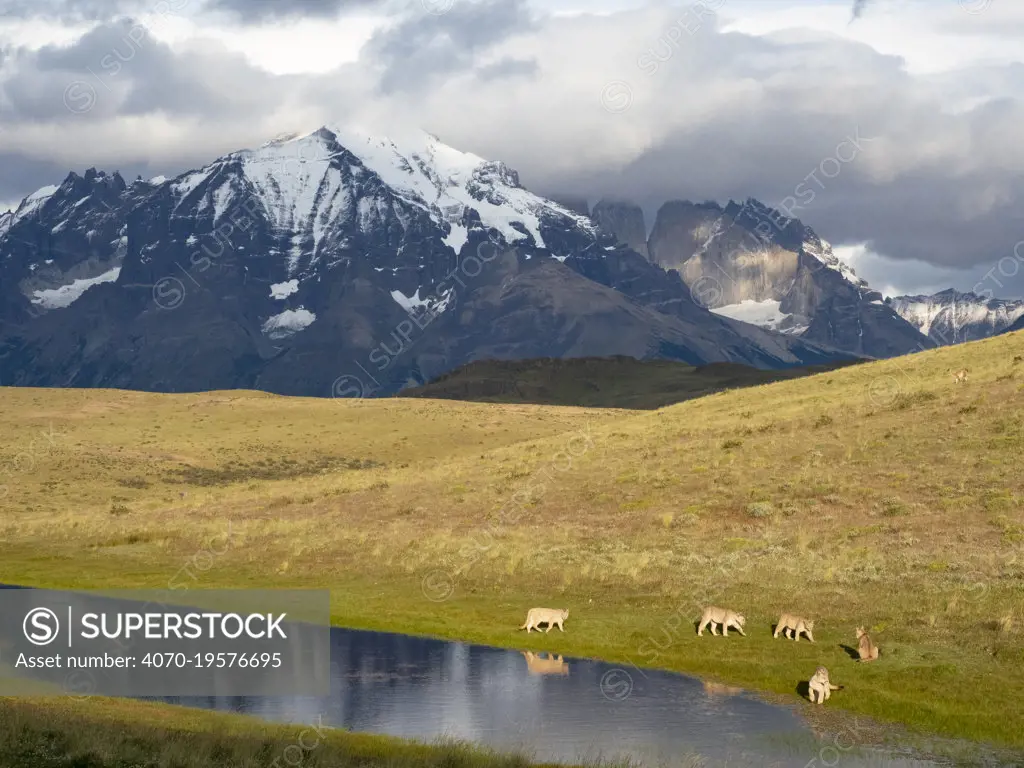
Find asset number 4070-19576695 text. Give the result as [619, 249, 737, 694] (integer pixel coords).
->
[140, 652, 283, 668]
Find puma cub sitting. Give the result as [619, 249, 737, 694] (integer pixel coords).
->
[519, 608, 569, 633]
[697, 606, 746, 637]
[855, 626, 880, 662]
[808, 666, 843, 704]
[774, 613, 815, 642]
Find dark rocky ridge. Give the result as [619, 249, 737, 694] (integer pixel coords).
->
[592, 199, 649, 259]
[399, 354, 863, 409]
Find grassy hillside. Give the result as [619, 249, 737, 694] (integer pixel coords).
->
[1, 332, 1023, 754]
[398, 356, 862, 409]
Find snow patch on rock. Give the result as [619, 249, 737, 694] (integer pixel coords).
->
[711, 299, 802, 333]
[270, 279, 300, 300]
[30, 267, 121, 309]
[262, 307, 316, 338]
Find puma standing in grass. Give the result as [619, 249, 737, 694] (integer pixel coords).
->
[773, 613, 815, 642]
[519, 608, 569, 633]
[697, 606, 746, 637]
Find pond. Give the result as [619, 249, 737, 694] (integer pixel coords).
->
[155, 625, 943, 767]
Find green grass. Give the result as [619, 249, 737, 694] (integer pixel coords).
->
[0, 697, 576, 768]
[1, 331, 1024, 754]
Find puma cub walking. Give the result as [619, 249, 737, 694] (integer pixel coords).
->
[519, 608, 569, 633]
[808, 666, 843, 704]
[951, 368, 969, 384]
[855, 626, 880, 662]
[774, 613, 815, 642]
[697, 606, 746, 637]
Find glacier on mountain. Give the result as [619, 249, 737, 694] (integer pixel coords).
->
[711, 299, 807, 334]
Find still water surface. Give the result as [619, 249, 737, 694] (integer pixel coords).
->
[157, 626, 945, 768]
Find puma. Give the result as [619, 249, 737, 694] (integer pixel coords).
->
[774, 613, 815, 642]
[855, 626, 880, 662]
[697, 606, 746, 637]
[519, 608, 569, 633]
[808, 666, 843, 704]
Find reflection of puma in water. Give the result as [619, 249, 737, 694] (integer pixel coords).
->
[522, 651, 570, 676]
[702, 681, 743, 697]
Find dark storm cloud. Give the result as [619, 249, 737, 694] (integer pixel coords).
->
[0, 0, 381, 24]
[202, 0, 382, 24]
[364, 0, 535, 92]
[0, 0, 182, 22]
[0, 15, 301, 203]
[1, 0, 123, 22]
[1, 18, 289, 121]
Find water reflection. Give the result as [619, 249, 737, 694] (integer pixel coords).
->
[702, 681, 744, 698]
[158, 626, 943, 768]
[522, 651, 570, 676]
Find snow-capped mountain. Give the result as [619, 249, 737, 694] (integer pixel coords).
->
[167, 126, 597, 278]
[0, 125, 854, 396]
[594, 197, 933, 359]
[887, 289, 1024, 345]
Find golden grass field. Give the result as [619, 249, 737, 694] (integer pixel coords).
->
[1, 331, 1023, 759]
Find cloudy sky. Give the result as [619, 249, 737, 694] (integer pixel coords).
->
[2, 0, 1024, 298]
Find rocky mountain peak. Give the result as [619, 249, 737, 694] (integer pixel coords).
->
[591, 199, 648, 259]
[645, 195, 928, 357]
